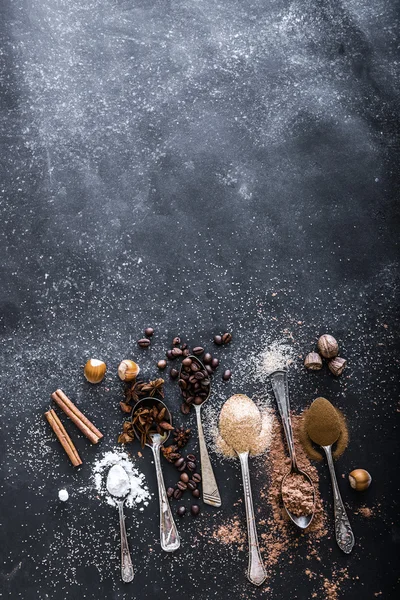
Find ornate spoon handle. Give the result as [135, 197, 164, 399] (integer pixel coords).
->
[152, 444, 181, 552]
[322, 445, 355, 554]
[238, 452, 267, 586]
[195, 405, 221, 507]
[117, 500, 134, 583]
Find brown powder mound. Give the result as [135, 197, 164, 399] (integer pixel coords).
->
[299, 405, 349, 461]
[212, 518, 246, 552]
[281, 472, 314, 517]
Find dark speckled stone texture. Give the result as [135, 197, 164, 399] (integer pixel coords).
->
[0, 0, 399, 598]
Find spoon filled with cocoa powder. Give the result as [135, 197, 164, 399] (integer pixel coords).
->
[304, 397, 355, 554]
[270, 370, 316, 529]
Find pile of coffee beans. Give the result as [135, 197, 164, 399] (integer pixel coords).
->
[166, 453, 202, 517]
[179, 356, 211, 414]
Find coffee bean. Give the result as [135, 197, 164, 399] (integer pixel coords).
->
[177, 481, 188, 491]
[222, 369, 232, 381]
[187, 454, 196, 462]
[211, 358, 219, 369]
[157, 359, 167, 369]
[192, 489, 200, 498]
[191, 505, 200, 516]
[170, 368, 179, 379]
[177, 506, 186, 516]
[222, 332, 232, 344]
[181, 403, 190, 415]
[172, 336, 181, 346]
[144, 327, 154, 337]
[177, 461, 187, 472]
[167, 487, 174, 498]
[166, 349, 173, 360]
[187, 481, 196, 490]
[138, 338, 150, 348]
[194, 371, 205, 380]
[200, 379, 210, 388]
[181, 371, 189, 379]
[190, 362, 200, 372]
[181, 343, 188, 350]
[214, 335, 223, 345]
[174, 457, 185, 468]
[173, 489, 182, 500]
[172, 347, 183, 357]
[205, 365, 213, 375]
[203, 353, 212, 364]
[194, 396, 203, 405]
[182, 357, 192, 367]
[193, 346, 204, 356]
[185, 396, 194, 405]
[178, 378, 187, 390]
[182, 348, 190, 357]
[187, 461, 196, 472]
[180, 472, 189, 483]
[188, 375, 197, 384]
[192, 473, 201, 483]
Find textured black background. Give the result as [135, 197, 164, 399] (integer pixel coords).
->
[1, 0, 399, 598]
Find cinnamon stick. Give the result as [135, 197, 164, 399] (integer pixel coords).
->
[45, 409, 82, 467]
[51, 389, 102, 445]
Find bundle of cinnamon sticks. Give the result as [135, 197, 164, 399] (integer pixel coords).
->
[45, 389, 103, 467]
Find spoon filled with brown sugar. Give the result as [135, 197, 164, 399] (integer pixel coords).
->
[304, 397, 355, 554]
[219, 394, 267, 586]
[270, 370, 315, 529]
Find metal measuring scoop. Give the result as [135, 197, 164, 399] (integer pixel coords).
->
[179, 356, 221, 507]
[106, 464, 134, 583]
[131, 397, 180, 552]
[270, 370, 316, 529]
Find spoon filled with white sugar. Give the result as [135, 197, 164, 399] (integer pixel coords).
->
[106, 464, 134, 583]
[219, 394, 267, 586]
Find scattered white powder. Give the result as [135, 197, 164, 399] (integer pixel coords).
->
[253, 339, 296, 380]
[92, 449, 151, 509]
[58, 489, 69, 502]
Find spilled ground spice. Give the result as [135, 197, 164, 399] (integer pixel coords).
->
[281, 472, 315, 517]
[213, 518, 245, 552]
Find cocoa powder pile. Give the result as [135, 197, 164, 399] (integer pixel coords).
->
[281, 472, 314, 517]
[299, 397, 349, 460]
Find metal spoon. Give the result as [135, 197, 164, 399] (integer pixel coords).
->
[131, 398, 180, 552]
[270, 370, 316, 529]
[180, 355, 221, 507]
[106, 464, 134, 583]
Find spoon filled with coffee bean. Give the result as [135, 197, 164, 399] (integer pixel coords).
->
[179, 356, 222, 507]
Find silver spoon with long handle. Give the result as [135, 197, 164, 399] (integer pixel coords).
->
[106, 464, 134, 583]
[180, 356, 221, 507]
[270, 370, 316, 529]
[131, 398, 180, 552]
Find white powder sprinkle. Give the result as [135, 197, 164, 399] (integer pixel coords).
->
[91, 449, 151, 509]
[253, 339, 296, 379]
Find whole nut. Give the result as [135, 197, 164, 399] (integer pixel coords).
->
[328, 356, 347, 376]
[317, 334, 339, 359]
[304, 352, 323, 371]
[349, 469, 372, 491]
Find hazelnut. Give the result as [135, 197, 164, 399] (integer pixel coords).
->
[349, 469, 372, 491]
[317, 334, 339, 359]
[84, 359, 106, 384]
[304, 352, 323, 371]
[328, 356, 347, 376]
[117, 359, 140, 381]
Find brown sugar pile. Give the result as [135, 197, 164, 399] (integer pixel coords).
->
[219, 394, 262, 454]
[281, 472, 315, 517]
[212, 518, 246, 552]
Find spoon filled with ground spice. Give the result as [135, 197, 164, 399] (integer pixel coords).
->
[303, 397, 355, 554]
[219, 394, 267, 586]
[270, 370, 315, 529]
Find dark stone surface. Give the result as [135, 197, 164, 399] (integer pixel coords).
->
[0, 0, 399, 598]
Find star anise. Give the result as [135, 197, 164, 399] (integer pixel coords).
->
[173, 426, 191, 448]
[130, 403, 173, 448]
[118, 421, 135, 444]
[161, 444, 181, 463]
[139, 378, 165, 398]
[125, 379, 146, 404]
